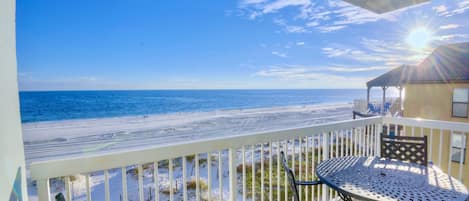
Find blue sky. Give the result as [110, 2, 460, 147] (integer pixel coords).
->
[16, 0, 469, 90]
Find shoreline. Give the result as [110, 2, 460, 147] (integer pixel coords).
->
[23, 102, 353, 163]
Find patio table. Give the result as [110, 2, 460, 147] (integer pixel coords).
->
[316, 156, 469, 201]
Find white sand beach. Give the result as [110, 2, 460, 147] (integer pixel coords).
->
[23, 103, 352, 163]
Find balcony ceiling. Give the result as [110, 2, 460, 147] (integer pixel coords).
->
[343, 0, 430, 14]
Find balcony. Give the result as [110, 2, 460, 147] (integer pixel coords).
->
[30, 116, 469, 201]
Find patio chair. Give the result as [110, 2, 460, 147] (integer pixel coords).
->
[280, 151, 322, 201]
[380, 133, 428, 166]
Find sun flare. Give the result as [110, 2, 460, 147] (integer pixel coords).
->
[406, 27, 433, 50]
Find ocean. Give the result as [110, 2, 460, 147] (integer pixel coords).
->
[19, 89, 377, 123]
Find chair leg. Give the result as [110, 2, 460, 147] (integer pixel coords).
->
[338, 191, 353, 201]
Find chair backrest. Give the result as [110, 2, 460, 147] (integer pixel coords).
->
[380, 133, 428, 166]
[280, 151, 300, 201]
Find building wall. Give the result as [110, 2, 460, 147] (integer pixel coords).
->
[404, 83, 469, 187]
[0, 0, 28, 200]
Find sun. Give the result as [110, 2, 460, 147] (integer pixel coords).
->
[406, 27, 433, 49]
[406, 27, 433, 50]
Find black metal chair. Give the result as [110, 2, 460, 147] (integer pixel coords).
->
[280, 151, 322, 201]
[380, 133, 428, 166]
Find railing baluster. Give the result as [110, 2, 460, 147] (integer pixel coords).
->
[311, 135, 316, 201]
[429, 129, 433, 163]
[305, 137, 309, 201]
[335, 131, 339, 158]
[353, 128, 358, 156]
[207, 153, 212, 201]
[459, 133, 465, 181]
[37, 178, 51, 201]
[104, 170, 110, 201]
[358, 128, 363, 156]
[438, 129, 443, 167]
[86, 174, 91, 201]
[366, 125, 370, 156]
[169, 159, 174, 201]
[369, 125, 372, 156]
[341, 130, 345, 157]
[370, 125, 374, 156]
[411, 126, 415, 137]
[242, 146, 246, 201]
[363, 126, 367, 156]
[387, 123, 390, 136]
[154, 161, 160, 200]
[219, 151, 223, 201]
[376, 124, 382, 157]
[269, 142, 273, 201]
[195, 154, 200, 201]
[65, 176, 72, 201]
[138, 165, 144, 201]
[228, 148, 237, 201]
[252, 145, 256, 201]
[277, 141, 281, 201]
[448, 131, 454, 177]
[122, 167, 128, 201]
[292, 139, 296, 201]
[322, 132, 329, 201]
[345, 129, 350, 156]
[299, 137, 302, 201]
[182, 157, 187, 201]
[284, 141, 288, 201]
[261, 143, 264, 201]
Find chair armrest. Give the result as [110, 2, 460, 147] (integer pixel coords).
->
[296, 180, 322, 186]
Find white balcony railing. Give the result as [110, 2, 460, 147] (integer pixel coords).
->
[30, 116, 469, 201]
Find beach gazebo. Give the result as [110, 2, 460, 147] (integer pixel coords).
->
[366, 65, 415, 114]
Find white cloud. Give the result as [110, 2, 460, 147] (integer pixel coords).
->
[296, 41, 305, 46]
[453, 0, 469, 15]
[238, 0, 414, 33]
[272, 51, 287, 57]
[436, 34, 469, 41]
[432, 5, 449, 16]
[273, 18, 309, 33]
[254, 66, 370, 88]
[305, 21, 319, 27]
[316, 25, 347, 32]
[262, 0, 311, 14]
[439, 24, 460, 30]
[322, 38, 432, 67]
[433, 1, 469, 17]
[328, 66, 390, 72]
[242, 0, 268, 5]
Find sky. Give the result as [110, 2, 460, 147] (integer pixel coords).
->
[16, 0, 469, 91]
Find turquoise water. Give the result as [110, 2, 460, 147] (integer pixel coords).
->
[19, 89, 377, 123]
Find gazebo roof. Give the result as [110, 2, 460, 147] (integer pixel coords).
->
[367, 42, 469, 88]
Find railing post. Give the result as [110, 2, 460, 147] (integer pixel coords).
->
[376, 123, 382, 157]
[322, 132, 330, 201]
[37, 178, 51, 201]
[229, 148, 238, 201]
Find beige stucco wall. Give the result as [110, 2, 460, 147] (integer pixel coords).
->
[404, 83, 469, 187]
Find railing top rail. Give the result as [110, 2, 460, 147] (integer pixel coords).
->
[30, 116, 382, 180]
[383, 116, 469, 131]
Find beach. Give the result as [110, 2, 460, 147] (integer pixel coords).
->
[23, 103, 353, 163]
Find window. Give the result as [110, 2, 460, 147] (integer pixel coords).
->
[452, 88, 468, 118]
[451, 132, 466, 163]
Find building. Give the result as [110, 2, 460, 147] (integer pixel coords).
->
[366, 42, 469, 185]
